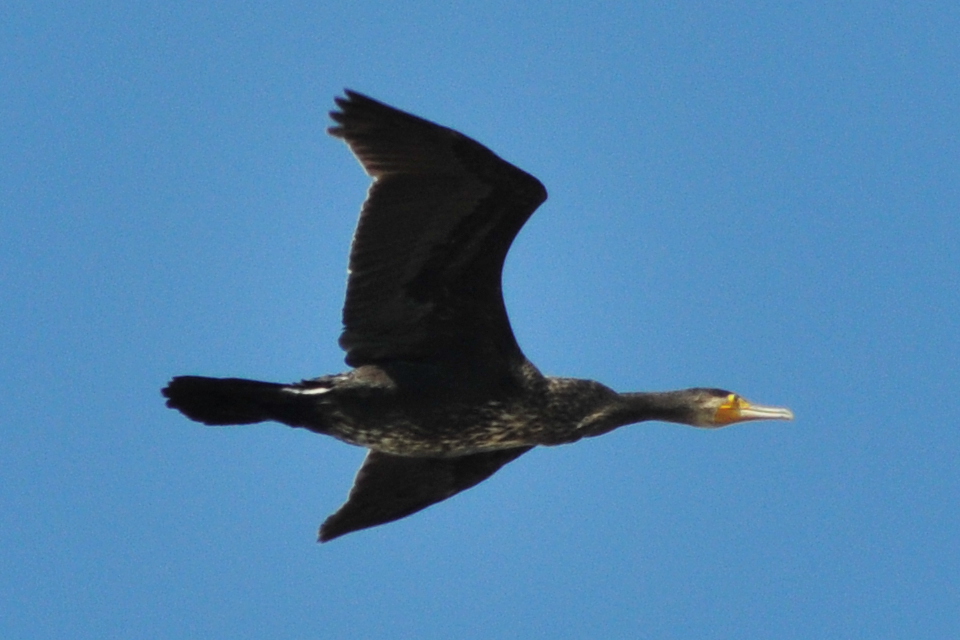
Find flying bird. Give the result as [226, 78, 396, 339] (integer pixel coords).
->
[163, 91, 793, 542]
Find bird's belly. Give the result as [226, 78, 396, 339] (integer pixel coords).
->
[322, 404, 575, 457]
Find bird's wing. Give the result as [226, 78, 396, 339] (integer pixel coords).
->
[329, 91, 547, 374]
[318, 446, 533, 542]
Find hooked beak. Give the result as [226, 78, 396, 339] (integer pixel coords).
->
[736, 402, 795, 422]
[713, 395, 794, 426]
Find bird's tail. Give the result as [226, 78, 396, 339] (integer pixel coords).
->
[162, 375, 317, 428]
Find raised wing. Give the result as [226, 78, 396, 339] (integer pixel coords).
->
[328, 91, 547, 374]
[319, 447, 533, 542]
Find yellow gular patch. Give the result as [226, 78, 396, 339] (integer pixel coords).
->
[713, 394, 751, 425]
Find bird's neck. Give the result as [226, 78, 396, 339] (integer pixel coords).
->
[608, 390, 703, 428]
[543, 380, 710, 440]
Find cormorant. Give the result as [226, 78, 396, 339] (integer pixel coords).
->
[163, 91, 793, 542]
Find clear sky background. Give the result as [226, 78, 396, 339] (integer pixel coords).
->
[3, 2, 958, 638]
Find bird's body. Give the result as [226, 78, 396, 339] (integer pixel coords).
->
[169, 366, 675, 456]
[163, 91, 793, 542]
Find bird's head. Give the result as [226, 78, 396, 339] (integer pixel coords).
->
[688, 388, 794, 428]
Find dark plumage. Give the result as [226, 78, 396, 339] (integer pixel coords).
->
[163, 91, 793, 542]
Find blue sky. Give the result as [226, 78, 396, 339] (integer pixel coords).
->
[3, 1, 958, 638]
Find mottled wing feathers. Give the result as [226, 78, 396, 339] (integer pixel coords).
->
[319, 446, 533, 542]
[329, 91, 547, 372]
